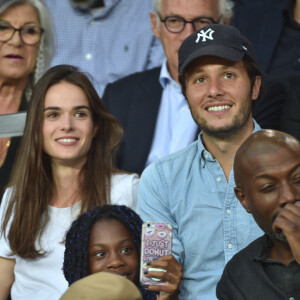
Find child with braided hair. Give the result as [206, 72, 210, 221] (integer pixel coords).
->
[63, 205, 182, 300]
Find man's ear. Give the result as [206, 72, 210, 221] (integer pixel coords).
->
[234, 187, 252, 213]
[150, 12, 161, 39]
[251, 75, 261, 101]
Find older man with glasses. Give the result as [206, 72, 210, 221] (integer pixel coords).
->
[102, 0, 233, 175]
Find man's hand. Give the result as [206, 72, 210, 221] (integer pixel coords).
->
[272, 201, 300, 264]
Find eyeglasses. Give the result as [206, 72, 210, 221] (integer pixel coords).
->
[0, 21, 43, 45]
[158, 14, 217, 33]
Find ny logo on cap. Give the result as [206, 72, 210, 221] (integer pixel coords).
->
[195, 28, 214, 43]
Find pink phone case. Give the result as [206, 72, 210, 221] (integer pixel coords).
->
[140, 222, 173, 286]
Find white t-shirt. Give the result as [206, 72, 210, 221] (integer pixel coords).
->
[0, 173, 139, 300]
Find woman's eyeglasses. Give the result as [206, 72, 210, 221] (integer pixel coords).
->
[0, 20, 43, 45]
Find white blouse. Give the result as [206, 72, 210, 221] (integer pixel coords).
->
[0, 173, 139, 300]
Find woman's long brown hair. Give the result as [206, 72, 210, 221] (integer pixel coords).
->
[1, 65, 123, 258]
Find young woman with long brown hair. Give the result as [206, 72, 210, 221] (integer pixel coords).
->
[0, 65, 139, 300]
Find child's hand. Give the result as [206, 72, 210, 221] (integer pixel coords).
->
[144, 255, 182, 300]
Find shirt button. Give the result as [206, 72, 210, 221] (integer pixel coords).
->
[205, 154, 209, 159]
[201, 161, 205, 167]
[226, 209, 231, 215]
[180, 107, 185, 112]
[217, 177, 221, 182]
[85, 53, 92, 61]
[228, 243, 233, 249]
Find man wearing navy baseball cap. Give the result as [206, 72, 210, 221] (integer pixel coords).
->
[137, 24, 263, 299]
[178, 24, 257, 75]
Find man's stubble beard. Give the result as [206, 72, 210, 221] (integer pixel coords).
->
[188, 93, 253, 139]
[267, 231, 289, 244]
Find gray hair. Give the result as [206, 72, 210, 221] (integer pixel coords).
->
[0, 0, 55, 98]
[152, 0, 234, 25]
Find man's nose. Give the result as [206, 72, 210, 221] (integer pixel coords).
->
[279, 183, 299, 207]
[180, 22, 196, 40]
[207, 77, 224, 98]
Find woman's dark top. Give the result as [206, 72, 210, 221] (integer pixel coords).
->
[0, 97, 27, 202]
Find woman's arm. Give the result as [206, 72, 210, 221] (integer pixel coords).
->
[0, 257, 15, 300]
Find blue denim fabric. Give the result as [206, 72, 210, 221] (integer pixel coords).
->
[137, 120, 263, 300]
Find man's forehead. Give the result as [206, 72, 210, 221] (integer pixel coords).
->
[236, 130, 300, 162]
[161, 0, 220, 17]
[240, 142, 300, 176]
[185, 56, 244, 74]
[234, 130, 300, 186]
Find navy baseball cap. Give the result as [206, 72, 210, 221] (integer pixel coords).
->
[178, 24, 257, 76]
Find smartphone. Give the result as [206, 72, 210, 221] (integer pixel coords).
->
[140, 221, 173, 286]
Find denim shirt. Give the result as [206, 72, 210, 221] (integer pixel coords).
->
[137, 120, 263, 300]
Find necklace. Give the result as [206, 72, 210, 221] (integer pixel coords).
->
[0, 138, 11, 167]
